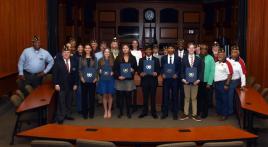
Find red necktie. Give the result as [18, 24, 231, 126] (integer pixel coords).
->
[65, 59, 70, 73]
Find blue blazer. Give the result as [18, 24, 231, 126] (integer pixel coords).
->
[160, 54, 181, 78]
[181, 54, 202, 82]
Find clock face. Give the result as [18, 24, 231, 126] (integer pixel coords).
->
[145, 10, 155, 21]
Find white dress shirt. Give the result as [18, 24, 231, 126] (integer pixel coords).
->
[188, 54, 195, 67]
[227, 58, 246, 87]
[64, 59, 71, 72]
[167, 54, 175, 64]
[178, 50, 185, 59]
[214, 61, 231, 82]
[131, 49, 142, 65]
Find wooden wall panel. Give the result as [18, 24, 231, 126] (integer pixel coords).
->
[247, 0, 268, 87]
[0, 0, 47, 73]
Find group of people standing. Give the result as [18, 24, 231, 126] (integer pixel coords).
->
[17, 36, 246, 124]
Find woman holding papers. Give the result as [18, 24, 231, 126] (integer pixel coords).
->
[79, 44, 98, 119]
[97, 48, 115, 119]
[113, 44, 137, 119]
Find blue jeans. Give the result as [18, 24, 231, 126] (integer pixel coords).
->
[215, 81, 228, 116]
[228, 79, 240, 115]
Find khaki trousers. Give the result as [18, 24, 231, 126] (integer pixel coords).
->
[183, 84, 198, 116]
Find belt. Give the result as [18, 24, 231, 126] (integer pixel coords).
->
[23, 70, 39, 76]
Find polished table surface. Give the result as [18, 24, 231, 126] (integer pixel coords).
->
[236, 87, 268, 115]
[16, 83, 55, 113]
[17, 124, 257, 143]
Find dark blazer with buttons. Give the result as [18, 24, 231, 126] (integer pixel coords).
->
[181, 54, 202, 82]
[53, 55, 79, 91]
[160, 54, 181, 78]
[138, 56, 160, 86]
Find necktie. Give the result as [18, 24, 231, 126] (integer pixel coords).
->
[169, 56, 172, 64]
[65, 59, 70, 72]
[190, 55, 194, 67]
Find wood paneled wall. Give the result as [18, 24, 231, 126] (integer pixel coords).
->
[247, 0, 268, 87]
[0, 0, 47, 72]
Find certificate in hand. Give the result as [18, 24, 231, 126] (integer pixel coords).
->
[83, 67, 96, 83]
[185, 67, 197, 83]
[101, 65, 112, 80]
[143, 60, 154, 75]
[120, 63, 132, 78]
[163, 64, 175, 78]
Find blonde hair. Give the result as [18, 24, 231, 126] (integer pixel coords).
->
[98, 48, 114, 68]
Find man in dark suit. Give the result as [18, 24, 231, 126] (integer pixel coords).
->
[180, 42, 202, 122]
[53, 46, 79, 124]
[176, 39, 188, 111]
[138, 46, 160, 119]
[161, 45, 181, 120]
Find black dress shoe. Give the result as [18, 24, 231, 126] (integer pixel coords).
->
[152, 113, 158, 119]
[118, 114, 123, 118]
[127, 113, 132, 119]
[161, 114, 168, 119]
[173, 114, 178, 120]
[65, 116, 74, 120]
[89, 115, 94, 119]
[83, 115, 88, 119]
[57, 120, 64, 124]
[138, 113, 147, 118]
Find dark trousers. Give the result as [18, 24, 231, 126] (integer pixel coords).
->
[162, 78, 179, 116]
[228, 79, 240, 115]
[18, 70, 43, 96]
[56, 90, 73, 121]
[81, 83, 96, 117]
[141, 77, 157, 114]
[197, 82, 211, 118]
[118, 91, 132, 115]
[178, 79, 185, 111]
[215, 81, 228, 116]
[131, 89, 138, 112]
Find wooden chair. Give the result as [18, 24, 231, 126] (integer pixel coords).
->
[10, 94, 23, 107]
[25, 84, 34, 94]
[246, 76, 256, 86]
[76, 139, 116, 147]
[156, 142, 197, 147]
[43, 74, 53, 83]
[261, 88, 268, 97]
[253, 83, 262, 93]
[31, 140, 73, 147]
[15, 89, 25, 100]
[202, 141, 244, 147]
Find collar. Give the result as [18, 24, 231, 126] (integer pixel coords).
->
[168, 54, 174, 58]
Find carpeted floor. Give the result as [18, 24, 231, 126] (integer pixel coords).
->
[1, 100, 268, 147]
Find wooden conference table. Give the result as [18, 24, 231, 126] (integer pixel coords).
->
[10, 83, 55, 145]
[17, 124, 257, 147]
[236, 87, 268, 132]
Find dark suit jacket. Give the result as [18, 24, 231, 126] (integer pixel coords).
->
[160, 54, 181, 78]
[53, 55, 79, 91]
[138, 56, 160, 85]
[181, 54, 202, 82]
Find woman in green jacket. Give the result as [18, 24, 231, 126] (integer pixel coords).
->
[197, 44, 215, 118]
